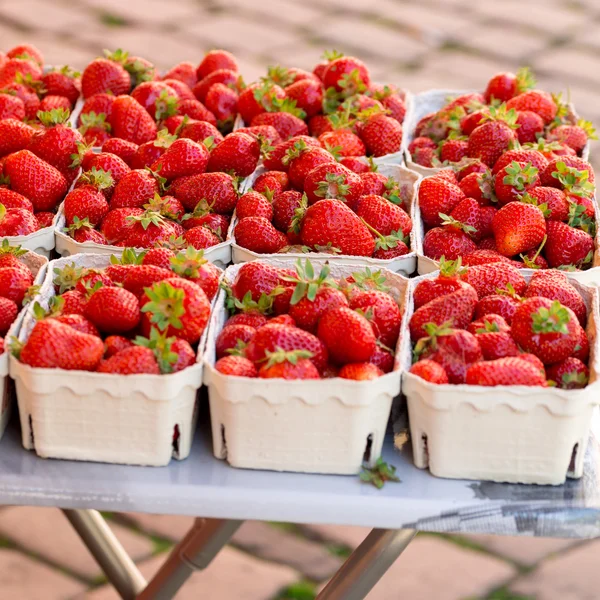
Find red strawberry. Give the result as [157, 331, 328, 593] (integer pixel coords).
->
[0, 93, 25, 120]
[409, 359, 448, 384]
[271, 190, 303, 233]
[237, 81, 286, 124]
[456, 160, 489, 181]
[263, 136, 321, 171]
[81, 152, 131, 190]
[549, 122, 594, 155]
[0, 119, 36, 157]
[79, 111, 111, 146]
[38, 95, 71, 113]
[64, 185, 109, 226]
[515, 111, 545, 144]
[197, 50, 238, 80]
[492, 202, 546, 256]
[120, 211, 178, 248]
[183, 225, 222, 249]
[104, 335, 134, 358]
[207, 132, 259, 177]
[258, 349, 320, 380]
[216, 324, 256, 359]
[81, 51, 131, 99]
[6, 43, 43, 65]
[539, 156, 595, 187]
[359, 114, 402, 157]
[0, 204, 37, 236]
[460, 263, 527, 299]
[235, 217, 287, 253]
[521, 187, 569, 222]
[100, 207, 143, 244]
[0, 264, 33, 304]
[251, 110, 308, 141]
[163, 62, 197, 88]
[97, 346, 159, 375]
[492, 149, 548, 176]
[418, 177, 465, 228]
[323, 56, 370, 94]
[317, 307, 376, 365]
[4, 150, 67, 212]
[50, 313, 99, 337]
[41, 66, 80, 106]
[506, 90, 557, 124]
[235, 125, 281, 146]
[204, 82, 238, 126]
[285, 79, 323, 118]
[439, 139, 468, 163]
[300, 199, 375, 256]
[409, 283, 478, 341]
[461, 249, 510, 266]
[151, 138, 209, 181]
[0, 297, 18, 336]
[413, 275, 465, 310]
[0, 57, 42, 88]
[19, 319, 104, 371]
[286, 146, 334, 190]
[545, 220, 594, 269]
[110, 169, 159, 210]
[141, 247, 175, 270]
[466, 357, 546, 386]
[215, 355, 257, 377]
[170, 246, 221, 300]
[177, 98, 217, 125]
[303, 163, 361, 207]
[122, 264, 173, 298]
[236, 191, 273, 221]
[493, 161, 540, 206]
[349, 290, 401, 348]
[338, 362, 383, 380]
[226, 313, 269, 330]
[319, 129, 365, 158]
[484, 68, 534, 103]
[423, 225, 477, 261]
[512, 297, 579, 364]
[58, 290, 88, 315]
[356, 194, 412, 237]
[171, 172, 238, 213]
[467, 120, 517, 168]
[457, 173, 489, 205]
[547, 357, 589, 389]
[110, 95, 158, 145]
[474, 293, 520, 324]
[573, 325, 590, 363]
[231, 262, 282, 302]
[179, 118, 224, 145]
[79, 93, 116, 124]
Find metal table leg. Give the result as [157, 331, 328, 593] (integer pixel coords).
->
[317, 528, 416, 600]
[136, 517, 242, 600]
[63, 509, 147, 600]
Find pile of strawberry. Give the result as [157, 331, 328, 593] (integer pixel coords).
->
[0, 43, 80, 122]
[214, 260, 401, 380]
[233, 140, 412, 258]
[239, 51, 405, 158]
[409, 67, 596, 168]
[61, 118, 268, 248]
[14, 245, 219, 374]
[76, 48, 244, 146]
[409, 265, 591, 389]
[0, 243, 35, 355]
[418, 154, 596, 270]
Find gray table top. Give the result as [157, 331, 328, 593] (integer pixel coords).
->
[0, 412, 599, 539]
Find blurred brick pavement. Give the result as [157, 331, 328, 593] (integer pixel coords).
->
[1, 0, 600, 597]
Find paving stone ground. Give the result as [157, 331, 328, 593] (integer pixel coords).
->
[1, 0, 600, 597]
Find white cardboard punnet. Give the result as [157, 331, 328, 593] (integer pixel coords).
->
[401, 269, 600, 485]
[10, 253, 213, 466]
[231, 164, 421, 276]
[204, 258, 408, 475]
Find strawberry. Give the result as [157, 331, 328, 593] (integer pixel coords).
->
[130, 136, 170, 170]
[492, 202, 546, 256]
[493, 161, 540, 206]
[66, 218, 106, 244]
[339, 156, 370, 174]
[207, 132, 260, 177]
[409, 359, 448, 384]
[0, 57, 42, 89]
[300, 199, 375, 256]
[338, 362, 383, 380]
[235, 217, 287, 253]
[235, 125, 281, 146]
[461, 249, 510, 266]
[506, 90, 557, 124]
[81, 153, 131, 190]
[193, 69, 240, 104]
[141, 278, 210, 344]
[356, 194, 412, 237]
[349, 290, 401, 348]
[179, 119, 224, 145]
[184, 225, 222, 249]
[215, 355, 257, 377]
[0, 93, 25, 120]
[237, 81, 286, 124]
[18, 319, 104, 371]
[79, 93, 116, 125]
[409, 283, 478, 342]
[170, 246, 221, 300]
[303, 163, 361, 206]
[270, 190, 302, 233]
[484, 68, 535, 103]
[143, 193, 184, 221]
[418, 177, 465, 228]
[73, 270, 113, 295]
[422, 225, 477, 261]
[236, 190, 273, 221]
[0, 297, 18, 336]
[474, 292, 520, 324]
[323, 56, 370, 94]
[110, 95, 158, 145]
[317, 307, 376, 365]
[120, 211, 177, 248]
[515, 111, 545, 144]
[461, 263, 527, 299]
[41, 66, 80, 106]
[81, 51, 130, 99]
[0, 119, 36, 157]
[468, 313, 510, 334]
[163, 61, 197, 88]
[413, 324, 482, 384]
[49, 314, 99, 337]
[38, 95, 71, 113]
[439, 139, 468, 163]
[0, 263, 32, 304]
[79, 112, 111, 146]
[264, 136, 321, 171]
[466, 357, 546, 387]
[141, 247, 175, 270]
[467, 120, 517, 168]
[35, 212, 55, 229]
[226, 313, 269, 330]
[232, 262, 281, 302]
[173, 172, 239, 213]
[57, 290, 88, 315]
[151, 138, 209, 181]
[258, 349, 320, 380]
[197, 50, 238, 80]
[545, 220, 594, 269]
[540, 156, 595, 188]
[359, 114, 402, 157]
[204, 82, 238, 127]
[448, 197, 482, 240]
[549, 121, 596, 155]
[177, 98, 217, 125]
[251, 110, 309, 141]
[100, 207, 143, 244]
[6, 43, 44, 65]
[512, 297, 579, 364]
[181, 199, 229, 232]
[110, 169, 160, 210]
[525, 272, 587, 326]
[413, 275, 465, 309]
[216, 324, 256, 359]
[0, 190, 34, 215]
[63, 185, 109, 226]
[286, 146, 334, 190]
[4, 150, 67, 212]
[319, 129, 366, 158]
[103, 336, 133, 358]
[547, 357, 589, 389]
[521, 187, 569, 222]
[0, 204, 37, 236]
[131, 81, 178, 119]
[121, 264, 173, 298]
[285, 79, 323, 118]
[97, 346, 159, 375]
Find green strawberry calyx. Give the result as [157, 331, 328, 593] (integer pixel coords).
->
[154, 91, 179, 121]
[52, 262, 86, 293]
[350, 267, 390, 293]
[170, 246, 207, 278]
[520, 193, 550, 218]
[360, 219, 409, 251]
[561, 370, 589, 388]
[359, 458, 400, 489]
[475, 319, 501, 334]
[225, 339, 249, 358]
[262, 347, 314, 368]
[502, 160, 539, 190]
[515, 67, 536, 94]
[439, 256, 466, 278]
[531, 300, 571, 335]
[282, 259, 336, 305]
[222, 285, 277, 316]
[135, 327, 180, 374]
[78, 166, 115, 191]
[576, 119, 598, 140]
[0, 238, 26, 257]
[127, 210, 166, 231]
[289, 193, 308, 234]
[104, 48, 129, 64]
[110, 247, 145, 265]
[496, 282, 522, 300]
[142, 281, 186, 332]
[37, 107, 71, 127]
[282, 139, 308, 166]
[413, 320, 455, 359]
[383, 177, 404, 207]
[65, 216, 95, 236]
[143, 193, 179, 220]
[439, 213, 477, 235]
[552, 162, 595, 198]
[78, 111, 111, 136]
[315, 173, 350, 199]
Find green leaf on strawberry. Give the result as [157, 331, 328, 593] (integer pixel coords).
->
[359, 458, 400, 489]
[142, 281, 186, 331]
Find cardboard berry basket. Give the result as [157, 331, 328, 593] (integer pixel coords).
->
[203, 257, 409, 475]
[231, 164, 421, 276]
[54, 205, 235, 268]
[412, 175, 600, 286]
[2, 213, 60, 258]
[401, 269, 600, 485]
[9, 253, 214, 466]
[0, 250, 48, 441]
[403, 89, 590, 177]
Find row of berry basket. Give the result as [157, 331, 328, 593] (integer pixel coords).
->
[1, 248, 598, 486]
